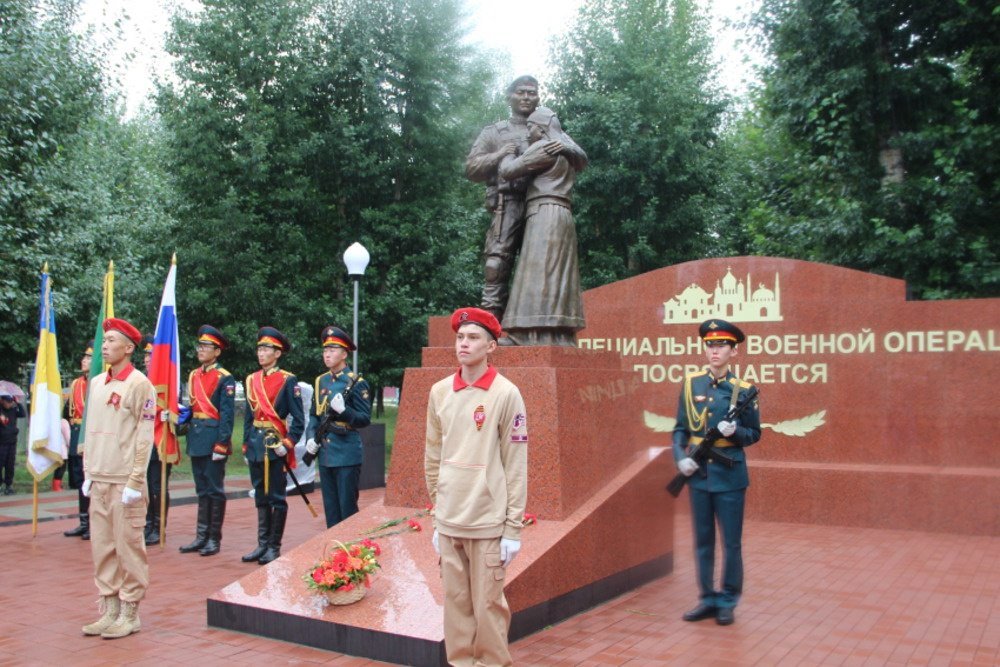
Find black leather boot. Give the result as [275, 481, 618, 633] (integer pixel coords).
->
[258, 507, 287, 565]
[64, 512, 88, 537]
[241, 507, 270, 562]
[145, 493, 161, 546]
[179, 497, 210, 553]
[80, 494, 90, 540]
[200, 498, 226, 556]
[65, 491, 89, 537]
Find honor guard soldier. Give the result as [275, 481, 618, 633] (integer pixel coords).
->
[178, 325, 236, 556]
[141, 334, 172, 546]
[242, 327, 305, 565]
[81, 317, 156, 639]
[305, 326, 372, 528]
[672, 319, 761, 626]
[64, 340, 93, 539]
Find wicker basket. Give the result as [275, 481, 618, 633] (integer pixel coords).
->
[324, 585, 367, 606]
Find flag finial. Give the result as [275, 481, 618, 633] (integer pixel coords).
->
[42, 262, 48, 273]
[171, 252, 177, 266]
[108, 260, 114, 271]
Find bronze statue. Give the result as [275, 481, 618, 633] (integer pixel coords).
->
[497, 107, 588, 346]
[465, 76, 540, 322]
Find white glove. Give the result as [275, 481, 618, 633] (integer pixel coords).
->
[331, 392, 346, 414]
[718, 420, 737, 437]
[500, 538, 521, 567]
[678, 457, 699, 477]
[305, 438, 319, 455]
[273, 444, 288, 457]
[432, 529, 440, 555]
[121, 486, 142, 505]
[159, 410, 169, 422]
[212, 452, 226, 461]
[81, 479, 92, 497]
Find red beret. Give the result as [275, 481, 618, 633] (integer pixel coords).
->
[450, 307, 502, 340]
[103, 318, 142, 346]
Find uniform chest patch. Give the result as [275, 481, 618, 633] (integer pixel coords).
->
[226, 385, 235, 396]
[108, 392, 122, 409]
[473, 405, 486, 431]
[694, 395, 707, 403]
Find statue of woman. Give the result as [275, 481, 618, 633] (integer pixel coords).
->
[498, 107, 588, 346]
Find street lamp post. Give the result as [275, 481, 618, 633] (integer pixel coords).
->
[342, 242, 370, 372]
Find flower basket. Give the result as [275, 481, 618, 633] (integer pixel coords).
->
[304, 539, 381, 605]
[324, 585, 367, 606]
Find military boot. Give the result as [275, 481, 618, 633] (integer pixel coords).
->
[64, 512, 89, 538]
[179, 497, 210, 553]
[82, 595, 120, 636]
[144, 493, 161, 546]
[200, 497, 226, 556]
[258, 507, 287, 565]
[241, 507, 271, 562]
[80, 494, 91, 540]
[101, 600, 141, 639]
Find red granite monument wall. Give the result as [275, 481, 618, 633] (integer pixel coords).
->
[428, 257, 999, 535]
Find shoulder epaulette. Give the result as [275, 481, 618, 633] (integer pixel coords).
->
[280, 369, 294, 378]
[738, 379, 753, 389]
[218, 368, 231, 377]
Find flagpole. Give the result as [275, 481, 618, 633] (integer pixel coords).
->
[159, 428, 167, 547]
[32, 481, 39, 537]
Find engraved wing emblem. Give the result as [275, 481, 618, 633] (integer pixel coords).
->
[643, 411, 677, 433]
[642, 409, 826, 437]
[761, 410, 826, 436]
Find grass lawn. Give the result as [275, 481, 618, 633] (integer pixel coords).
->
[10, 405, 399, 494]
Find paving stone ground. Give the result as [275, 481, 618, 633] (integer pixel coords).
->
[0, 485, 996, 666]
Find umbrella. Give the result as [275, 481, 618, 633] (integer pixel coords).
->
[0, 380, 25, 400]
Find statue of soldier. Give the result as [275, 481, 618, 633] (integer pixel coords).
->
[465, 75, 540, 323]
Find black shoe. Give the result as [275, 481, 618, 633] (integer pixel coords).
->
[716, 608, 735, 626]
[145, 529, 160, 546]
[3, 486, 13, 496]
[64, 523, 87, 537]
[257, 545, 280, 565]
[682, 603, 717, 622]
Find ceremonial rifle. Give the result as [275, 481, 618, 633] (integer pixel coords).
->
[666, 386, 760, 498]
[263, 428, 319, 518]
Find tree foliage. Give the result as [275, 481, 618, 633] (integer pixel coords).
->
[743, 0, 1000, 298]
[157, 0, 499, 389]
[0, 0, 177, 381]
[548, 0, 728, 288]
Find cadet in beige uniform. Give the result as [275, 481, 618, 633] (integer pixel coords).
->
[425, 308, 528, 667]
[81, 318, 156, 639]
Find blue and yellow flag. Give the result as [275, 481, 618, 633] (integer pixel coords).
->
[26, 264, 65, 481]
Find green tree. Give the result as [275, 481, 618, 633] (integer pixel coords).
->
[0, 0, 177, 380]
[745, 0, 999, 298]
[158, 0, 498, 393]
[548, 0, 728, 288]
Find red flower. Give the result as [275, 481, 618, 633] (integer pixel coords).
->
[407, 519, 422, 532]
[523, 512, 537, 526]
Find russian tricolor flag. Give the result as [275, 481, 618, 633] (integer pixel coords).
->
[149, 255, 182, 464]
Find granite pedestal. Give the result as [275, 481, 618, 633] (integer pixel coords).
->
[208, 346, 675, 664]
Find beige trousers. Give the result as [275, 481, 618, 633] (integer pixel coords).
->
[439, 535, 512, 667]
[89, 481, 149, 602]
